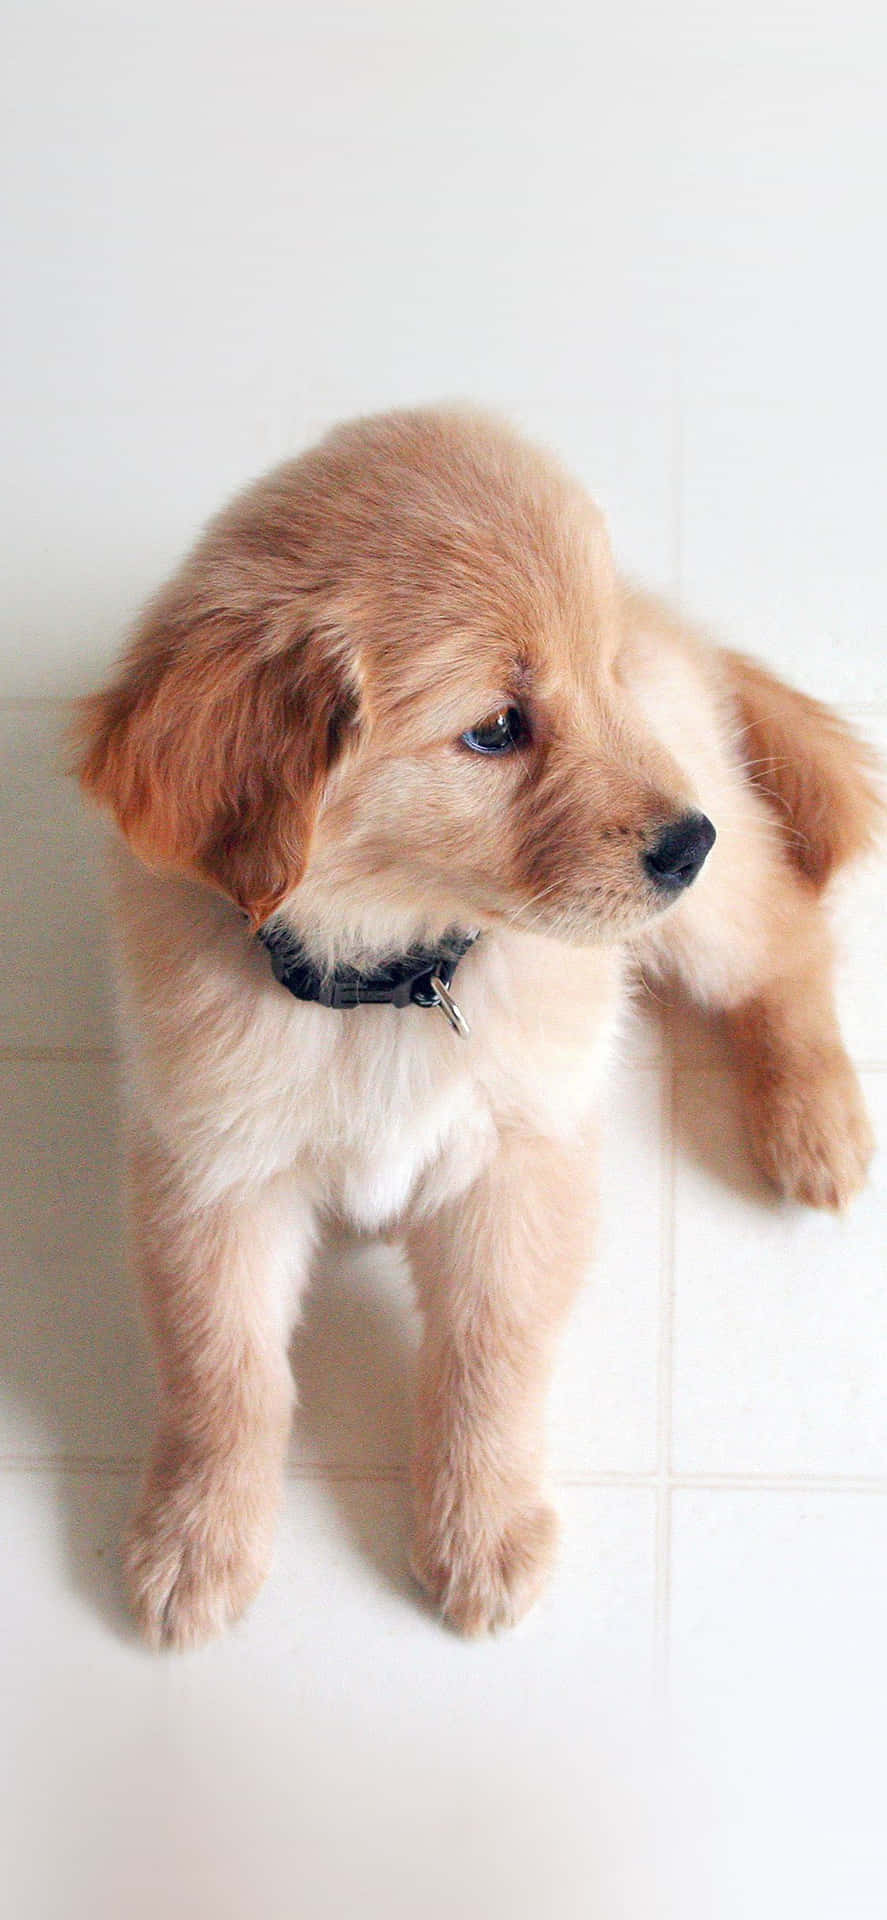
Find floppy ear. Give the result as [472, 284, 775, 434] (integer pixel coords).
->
[723, 649, 884, 889]
[72, 591, 358, 927]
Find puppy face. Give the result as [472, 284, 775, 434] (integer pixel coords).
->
[76, 407, 710, 949]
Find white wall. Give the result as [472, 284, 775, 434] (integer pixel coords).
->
[4, 0, 886, 701]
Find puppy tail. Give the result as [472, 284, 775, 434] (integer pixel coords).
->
[723, 650, 885, 890]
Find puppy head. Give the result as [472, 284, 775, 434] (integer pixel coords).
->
[75, 407, 708, 948]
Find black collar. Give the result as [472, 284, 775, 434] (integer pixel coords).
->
[257, 922, 479, 1032]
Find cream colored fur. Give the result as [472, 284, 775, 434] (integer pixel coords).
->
[75, 407, 881, 1647]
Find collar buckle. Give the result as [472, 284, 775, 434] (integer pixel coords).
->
[427, 971, 471, 1038]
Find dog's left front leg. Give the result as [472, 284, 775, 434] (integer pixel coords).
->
[406, 1127, 596, 1635]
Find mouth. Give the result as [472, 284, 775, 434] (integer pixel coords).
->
[490, 814, 717, 946]
[437, 810, 718, 949]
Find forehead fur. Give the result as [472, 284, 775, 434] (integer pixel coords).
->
[218, 406, 617, 732]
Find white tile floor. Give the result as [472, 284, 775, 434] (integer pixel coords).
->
[4, 6, 887, 1915]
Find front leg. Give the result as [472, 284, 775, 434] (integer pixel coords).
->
[405, 1128, 596, 1635]
[125, 1136, 315, 1649]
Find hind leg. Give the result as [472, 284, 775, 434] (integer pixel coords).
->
[724, 945, 873, 1209]
[619, 604, 878, 1208]
[637, 795, 873, 1210]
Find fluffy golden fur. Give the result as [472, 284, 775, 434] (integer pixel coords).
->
[73, 406, 882, 1646]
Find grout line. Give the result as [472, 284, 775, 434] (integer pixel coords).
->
[2, 1453, 887, 1494]
[0, 1045, 115, 1064]
[670, 1472, 887, 1493]
[0, 1456, 659, 1487]
[0, 1455, 396, 1481]
[653, 1028, 678, 1690]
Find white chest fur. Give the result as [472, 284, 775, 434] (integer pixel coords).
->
[111, 851, 622, 1230]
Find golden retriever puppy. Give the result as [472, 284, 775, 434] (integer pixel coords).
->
[74, 407, 881, 1647]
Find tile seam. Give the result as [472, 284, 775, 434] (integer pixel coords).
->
[0, 1046, 116, 1063]
[1, 1457, 886, 1493]
[653, 1029, 677, 1687]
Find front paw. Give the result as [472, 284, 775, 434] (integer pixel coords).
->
[742, 1046, 874, 1211]
[125, 1442, 280, 1650]
[410, 1492, 558, 1636]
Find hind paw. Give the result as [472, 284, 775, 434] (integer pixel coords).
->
[742, 1045, 874, 1211]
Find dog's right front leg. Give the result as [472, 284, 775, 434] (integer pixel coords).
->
[124, 1136, 315, 1650]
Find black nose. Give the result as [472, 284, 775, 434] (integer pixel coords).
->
[644, 812, 716, 892]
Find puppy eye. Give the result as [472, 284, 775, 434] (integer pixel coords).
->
[460, 706, 529, 755]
